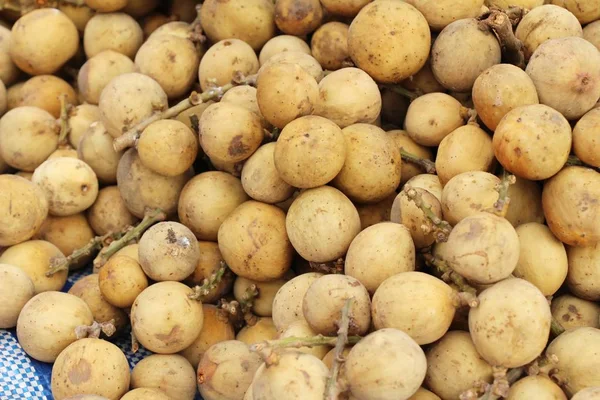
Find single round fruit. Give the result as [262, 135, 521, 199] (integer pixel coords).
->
[348, 0, 431, 83]
[469, 278, 551, 368]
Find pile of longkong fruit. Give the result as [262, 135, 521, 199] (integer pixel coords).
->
[2, 0, 600, 399]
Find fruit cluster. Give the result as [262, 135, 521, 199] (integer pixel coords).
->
[0, 0, 599, 400]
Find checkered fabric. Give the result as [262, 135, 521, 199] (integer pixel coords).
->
[0, 265, 203, 400]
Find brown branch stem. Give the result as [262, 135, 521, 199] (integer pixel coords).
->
[309, 258, 345, 275]
[57, 94, 71, 146]
[478, 10, 525, 69]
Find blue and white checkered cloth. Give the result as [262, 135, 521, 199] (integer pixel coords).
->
[0, 266, 203, 400]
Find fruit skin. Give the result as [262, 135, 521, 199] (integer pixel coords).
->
[256, 62, 318, 129]
[404, 92, 466, 147]
[303, 274, 372, 336]
[273, 115, 346, 189]
[424, 330, 493, 400]
[515, 4, 583, 60]
[218, 200, 294, 282]
[312, 67, 382, 128]
[525, 36, 600, 121]
[197, 340, 263, 400]
[545, 327, 600, 397]
[505, 375, 567, 400]
[0, 264, 35, 329]
[436, 212, 520, 285]
[251, 351, 330, 399]
[371, 272, 456, 345]
[51, 338, 130, 400]
[0, 174, 49, 247]
[573, 108, 600, 168]
[200, 0, 276, 51]
[130, 354, 197, 400]
[285, 186, 361, 263]
[492, 104, 572, 181]
[348, 0, 431, 83]
[16, 291, 93, 363]
[98, 72, 168, 139]
[469, 278, 552, 368]
[331, 123, 402, 204]
[542, 166, 600, 247]
[130, 281, 204, 354]
[0, 106, 59, 172]
[472, 63, 539, 131]
[10, 8, 79, 76]
[343, 328, 427, 400]
[431, 18, 501, 93]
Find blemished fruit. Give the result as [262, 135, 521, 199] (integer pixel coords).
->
[492, 104, 572, 180]
[197, 340, 263, 400]
[130, 281, 204, 354]
[5, 2, 600, 398]
[542, 166, 600, 247]
[469, 278, 552, 368]
[525, 36, 600, 120]
[51, 338, 130, 400]
[434, 212, 520, 285]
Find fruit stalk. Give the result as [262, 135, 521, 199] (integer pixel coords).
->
[57, 94, 71, 146]
[381, 84, 420, 100]
[309, 258, 345, 275]
[75, 320, 116, 339]
[188, 4, 207, 44]
[93, 208, 167, 269]
[250, 334, 362, 353]
[400, 149, 436, 174]
[489, 171, 517, 218]
[218, 284, 260, 329]
[424, 253, 479, 300]
[188, 261, 228, 300]
[46, 231, 123, 276]
[566, 155, 600, 172]
[404, 186, 452, 242]
[113, 73, 255, 152]
[478, 367, 524, 400]
[325, 298, 353, 400]
[551, 316, 566, 337]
